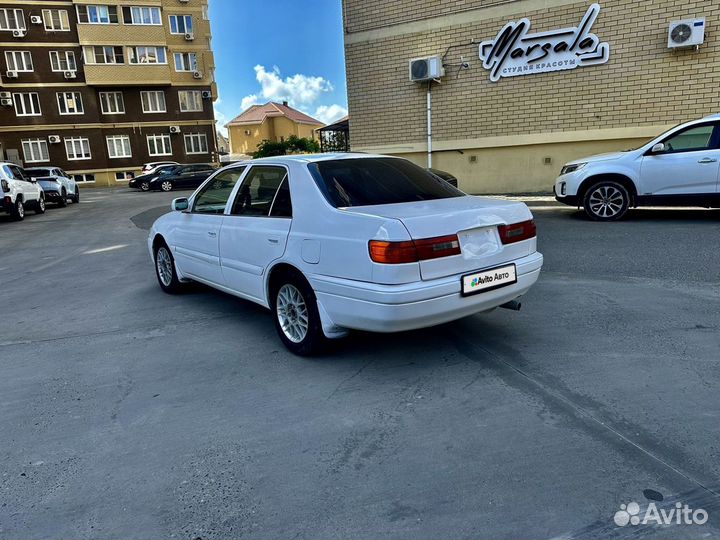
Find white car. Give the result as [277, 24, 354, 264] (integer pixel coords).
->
[141, 161, 179, 175]
[25, 167, 79, 207]
[555, 114, 720, 220]
[148, 154, 543, 355]
[0, 162, 46, 220]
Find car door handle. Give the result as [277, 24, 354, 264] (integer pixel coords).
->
[267, 238, 279, 244]
[208, 232, 217, 238]
[698, 158, 717, 164]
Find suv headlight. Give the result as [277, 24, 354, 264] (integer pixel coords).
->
[560, 163, 587, 175]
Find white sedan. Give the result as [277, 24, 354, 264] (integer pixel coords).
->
[148, 154, 543, 355]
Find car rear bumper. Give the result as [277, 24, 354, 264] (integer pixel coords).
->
[310, 252, 543, 333]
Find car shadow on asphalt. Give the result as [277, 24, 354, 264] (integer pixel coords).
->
[564, 208, 719, 222]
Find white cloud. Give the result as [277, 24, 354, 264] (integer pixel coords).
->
[314, 104, 348, 125]
[240, 94, 259, 111]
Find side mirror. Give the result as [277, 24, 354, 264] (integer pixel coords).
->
[651, 143, 666, 154]
[171, 197, 189, 212]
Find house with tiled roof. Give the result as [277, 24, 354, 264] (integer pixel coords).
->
[225, 101, 324, 157]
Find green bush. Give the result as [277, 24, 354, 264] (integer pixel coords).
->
[253, 135, 321, 158]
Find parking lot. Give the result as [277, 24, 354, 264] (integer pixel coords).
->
[1, 189, 719, 539]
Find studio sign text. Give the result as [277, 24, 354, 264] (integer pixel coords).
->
[479, 3, 610, 82]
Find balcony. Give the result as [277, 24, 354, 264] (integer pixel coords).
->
[84, 64, 171, 86]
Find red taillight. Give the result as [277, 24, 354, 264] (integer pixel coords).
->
[498, 219, 537, 245]
[369, 234, 461, 264]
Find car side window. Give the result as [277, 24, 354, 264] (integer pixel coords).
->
[9, 166, 28, 181]
[192, 167, 246, 215]
[230, 166, 288, 217]
[660, 124, 716, 153]
[269, 177, 292, 218]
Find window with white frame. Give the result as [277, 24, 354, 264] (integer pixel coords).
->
[5, 51, 33, 72]
[174, 52, 197, 72]
[169, 15, 192, 34]
[65, 137, 91, 160]
[179, 90, 202, 112]
[12, 93, 41, 116]
[147, 134, 172, 156]
[123, 6, 161, 25]
[107, 135, 132, 158]
[57, 92, 84, 115]
[128, 46, 166, 64]
[73, 173, 95, 183]
[141, 91, 166, 113]
[99, 91, 125, 114]
[115, 171, 135, 181]
[49, 51, 77, 72]
[21, 139, 50, 163]
[184, 133, 208, 155]
[83, 45, 124, 65]
[42, 9, 70, 31]
[0, 9, 25, 31]
[202, 6, 209, 21]
[76, 5, 118, 24]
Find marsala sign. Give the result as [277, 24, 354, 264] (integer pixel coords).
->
[478, 3, 610, 82]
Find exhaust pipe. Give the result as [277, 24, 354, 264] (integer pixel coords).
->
[500, 300, 522, 311]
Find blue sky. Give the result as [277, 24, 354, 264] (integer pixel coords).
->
[209, 0, 348, 133]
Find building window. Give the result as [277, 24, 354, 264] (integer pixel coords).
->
[12, 93, 41, 116]
[65, 137, 91, 160]
[5, 51, 33, 72]
[179, 90, 203, 112]
[115, 171, 135, 181]
[76, 5, 118, 24]
[42, 9, 70, 31]
[184, 133, 208, 155]
[123, 6, 161, 25]
[0, 9, 25, 31]
[202, 6, 209, 21]
[22, 139, 50, 163]
[83, 46, 124, 65]
[99, 91, 125, 114]
[73, 173, 95, 183]
[169, 15, 193, 34]
[49, 51, 77, 72]
[128, 46, 166, 65]
[174, 52, 197, 72]
[57, 92, 84, 115]
[107, 135, 132, 158]
[141, 91, 166, 113]
[147, 134, 172, 156]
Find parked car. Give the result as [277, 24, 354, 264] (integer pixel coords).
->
[555, 113, 720, 220]
[129, 165, 181, 192]
[25, 167, 79, 206]
[428, 168, 459, 188]
[141, 161, 179, 175]
[148, 164, 216, 192]
[0, 162, 45, 220]
[148, 154, 543, 355]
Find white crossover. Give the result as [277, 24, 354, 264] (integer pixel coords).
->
[555, 114, 720, 220]
[148, 154, 543, 355]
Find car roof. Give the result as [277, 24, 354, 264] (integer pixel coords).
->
[227, 153, 398, 167]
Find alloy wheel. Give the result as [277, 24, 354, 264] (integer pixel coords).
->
[141, 182, 150, 191]
[276, 284, 309, 343]
[161, 181, 173, 192]
[588, 185, 625, 219]
[156, 247, 174, 287]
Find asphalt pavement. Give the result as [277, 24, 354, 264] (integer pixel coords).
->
[1, 189, 719, 539]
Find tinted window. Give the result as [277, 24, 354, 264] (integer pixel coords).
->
[192, 167, 246, 214]
[28, 168, 52, 177]
[661, 124, 716, 153]
[9, 166, 28, 181]
[231, 166, 288, 216]
[269, 177, 292, 218]
[308, 158, 464, 208]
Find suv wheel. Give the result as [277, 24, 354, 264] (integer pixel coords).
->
[160, 180, 173, 192]
[583, 181, 630, 221]
[272, 271, 326, 356]
[58, 189, 67, 207]
[35, 196, 46, 214]
[11, 199, 24, 221]
[72, 187, 80, 204]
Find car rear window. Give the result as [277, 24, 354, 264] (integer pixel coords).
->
[28, 168, 52, 177]
[308, 158, 464, 208]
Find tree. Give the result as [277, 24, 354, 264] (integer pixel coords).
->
[252, 135, 321, 158]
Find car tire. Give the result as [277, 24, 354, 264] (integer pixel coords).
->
[35, 196, 46, 214]
[72, 187, 80, 204]
[160, 180, 173, 192]
[154, 241, 185, 294]
[58, 189, 67, 207]
[11, 199, 25, 221]
[583, 181, 630, 221]
[272, 270, 326, 356]
[140, 181, 151, 192]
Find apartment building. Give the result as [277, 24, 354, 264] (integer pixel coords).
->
[343, 0, 720, 193]
[0, 0, 217, 186]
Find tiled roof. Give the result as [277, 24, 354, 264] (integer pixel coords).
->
[226, 102, 323, 127]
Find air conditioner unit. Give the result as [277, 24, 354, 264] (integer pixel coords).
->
[192, 71, 203, 79]
[48, 135, 61, 144]
[30, 15, 42, 24]
[5, 71, 18, 79]
[1, 98, 13, 106]
[184, 33, 194, 41]
[668, 18, 706, 48]
[12, 29, 26, 38]
[0, 91, 11, 99]
[409, 56, 444, 82]
[169, 126, 181, 134]
[201, 90, 212, 99]
[64, 71, 77, 79]
[244, 130, 251, 136]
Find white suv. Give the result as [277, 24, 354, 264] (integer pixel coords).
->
[555, 114, 720, 220]
[0, 162, 46, 220]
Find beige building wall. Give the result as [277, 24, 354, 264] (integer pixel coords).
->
[343, 0, 720, 193]
[228, 117, 322, 156]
